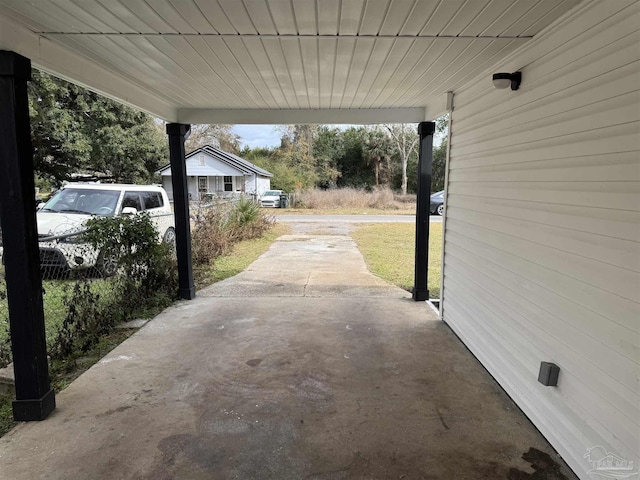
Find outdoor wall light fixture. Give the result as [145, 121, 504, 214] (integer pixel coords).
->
[492, 71, 522, 91]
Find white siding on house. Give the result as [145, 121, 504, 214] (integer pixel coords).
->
[162, 177, 173, 201]
[243, 176, 271, 197]
[244, 176, 255, 195]
[257, 177, 271, 196]
[442, 1, 639, 478]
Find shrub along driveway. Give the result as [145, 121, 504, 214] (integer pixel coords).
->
[0, 224, 576, 479]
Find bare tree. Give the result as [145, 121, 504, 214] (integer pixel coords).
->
[384, 123, 419, 195]
[277, 124, 317, 156]
[184, 124, 241, 154]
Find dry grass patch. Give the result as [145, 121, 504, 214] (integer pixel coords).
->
[293, 187, 413, 211]
[273, 208, 416, 215]
[352, 222, 442, 298]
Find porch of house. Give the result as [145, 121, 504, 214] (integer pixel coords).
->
[190, 175, 247, 201]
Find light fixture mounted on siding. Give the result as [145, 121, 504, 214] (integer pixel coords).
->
[492, 71, 522, 91]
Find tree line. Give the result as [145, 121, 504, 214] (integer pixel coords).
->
[29, 70, 448, 194]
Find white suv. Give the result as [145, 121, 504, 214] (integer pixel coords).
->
[37, 183, 174, 275]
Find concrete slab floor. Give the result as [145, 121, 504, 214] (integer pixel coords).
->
[0, 232, 577, 480]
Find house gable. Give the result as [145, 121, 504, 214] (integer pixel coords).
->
[187, 153, 247, 177]
[157, 146, 271, 179]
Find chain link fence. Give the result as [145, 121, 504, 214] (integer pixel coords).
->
[0, 211, 177, 368]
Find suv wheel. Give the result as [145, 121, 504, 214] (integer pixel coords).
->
[97, 250, 119, 277]
[163, 227, 176, 245]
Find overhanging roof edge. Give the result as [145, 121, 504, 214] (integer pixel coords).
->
[0, 13, 178, 122]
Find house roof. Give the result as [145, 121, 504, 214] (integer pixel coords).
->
[156, 145, 272, 177]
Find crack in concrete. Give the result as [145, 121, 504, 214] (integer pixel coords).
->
[302, 272, 311, 297]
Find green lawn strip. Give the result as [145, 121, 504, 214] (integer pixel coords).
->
[1, 278, 119, 348]
[0, 394, 15, 437]
[194, 222, 291, 288]
[352, 222, 443, 298]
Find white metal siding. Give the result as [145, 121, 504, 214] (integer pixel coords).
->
[162, 178, 173, 201]
[243, 175, 256, 195]
[257, 177, 271, 196]
[443, 1, 639, 478]
[187, 177, 198, 201]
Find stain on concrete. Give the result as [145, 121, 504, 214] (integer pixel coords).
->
[435, 406, 450, 430]
[508, 448, 569, 480]
[246, 358, 263, 367]
[156, 433, 224, 474]
[97, 405, 131, 417]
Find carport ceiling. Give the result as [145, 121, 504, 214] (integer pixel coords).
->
[0, 0, 581, 123]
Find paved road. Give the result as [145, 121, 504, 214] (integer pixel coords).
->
[275, 214, 443, 223]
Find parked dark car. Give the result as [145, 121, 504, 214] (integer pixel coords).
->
[430, 190, 444, 216]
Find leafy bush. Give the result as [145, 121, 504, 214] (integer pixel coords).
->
[230, 196, 261, 226]
[48, 213, 178, 360]
[50, 280, 105, 359]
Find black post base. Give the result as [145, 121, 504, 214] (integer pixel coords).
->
[178, 286, 196, 300]
[412, 289, 429, 302]
[13, 388, 56, 421]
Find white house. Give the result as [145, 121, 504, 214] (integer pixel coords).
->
[156, 145, 272, 201]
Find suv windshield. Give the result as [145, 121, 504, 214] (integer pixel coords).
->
[41, 188, 121, 216]
[263, 191, 281, 196]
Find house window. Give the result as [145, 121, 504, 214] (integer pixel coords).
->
[198, 176, 208, 192]
[224, 176, 233, 192]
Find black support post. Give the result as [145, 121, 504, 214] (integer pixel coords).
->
[413, 121, 435, 302]
[0, 51, 55, 420]
[166, 123, 195, 300]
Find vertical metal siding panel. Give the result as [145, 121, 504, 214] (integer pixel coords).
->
[442, 3, 640, 479]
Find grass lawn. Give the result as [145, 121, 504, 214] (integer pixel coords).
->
[0, 278, 117, 348]
[352, 222, 443, 298]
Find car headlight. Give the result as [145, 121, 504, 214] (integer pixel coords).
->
[59, 232, 86, 244]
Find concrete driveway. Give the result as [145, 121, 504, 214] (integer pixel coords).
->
[0, 227, 576, 479]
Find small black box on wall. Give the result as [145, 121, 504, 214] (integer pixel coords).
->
[538, 362, 560, 386]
